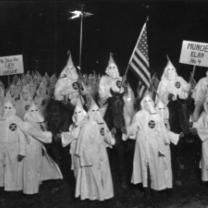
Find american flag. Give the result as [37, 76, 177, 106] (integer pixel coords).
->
[128, 21, 151, 95]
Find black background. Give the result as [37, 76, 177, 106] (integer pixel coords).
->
[0, 0, 208, 82]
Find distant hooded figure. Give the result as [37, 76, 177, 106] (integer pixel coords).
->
[156, 57, 190, 106]
[193, 96, 208, 182]
[22, 102, 63, 195]
[75, 99, 115, 201]
[126, 93, 182, 191]
[15, 84, 33, 119]
[54, 52, 80, 106]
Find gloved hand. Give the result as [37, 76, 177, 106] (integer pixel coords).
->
[17, 154, 25, 162]
[111, 137, 116, 146]
[111, 127, 117, 136]
[53, 133, 61, 143]
[179, 132, 185, 139]
[189, 127, 198, 135]
[168, 93, 175, 101]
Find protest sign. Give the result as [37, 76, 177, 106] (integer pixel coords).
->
[0, 54, 24, 76]
[179, 40, 208, 67]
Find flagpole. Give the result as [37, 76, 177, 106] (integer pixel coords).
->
[78, 4, 84, 72]
[189, 65, 196, 93]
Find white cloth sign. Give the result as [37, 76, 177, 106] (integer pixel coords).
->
[0, 55, 24, 76]
[179, 40, 208, 67]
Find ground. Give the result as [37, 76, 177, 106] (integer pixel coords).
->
[1, 165, 208, 208]
[0, 141, 208, 208]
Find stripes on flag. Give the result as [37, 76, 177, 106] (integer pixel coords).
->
[128, 21, 151, 90]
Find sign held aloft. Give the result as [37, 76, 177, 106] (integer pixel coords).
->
[0, 54, 24, 76]
[179, 40, 208, 67]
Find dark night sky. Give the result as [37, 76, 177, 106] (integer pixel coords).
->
[0, 0, 208, 82]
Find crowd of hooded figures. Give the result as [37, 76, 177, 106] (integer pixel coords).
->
[1, 51, 208, 206]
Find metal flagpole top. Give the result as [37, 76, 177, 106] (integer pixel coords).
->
[68, 8, 94, 20]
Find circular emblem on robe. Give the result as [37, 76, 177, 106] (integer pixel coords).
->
[175, 81, 181, 89]
[72, 82, 79, 90]
[9, 123, 17, 131]
[116, 80, 122, 88]
[61, 74, 67, 78]
[24, 105, 30, 111]
[148, 120, 155, 129]
[100, 127, 105, 136]
[40, 124, 45, 131]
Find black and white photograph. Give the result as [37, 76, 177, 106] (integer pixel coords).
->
[0, 0, 208, 208]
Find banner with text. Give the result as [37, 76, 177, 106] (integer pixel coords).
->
[179, 40, 208, 67]
[0, 55, 24, 76]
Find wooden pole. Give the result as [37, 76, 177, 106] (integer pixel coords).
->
[78, 4, 84, 72]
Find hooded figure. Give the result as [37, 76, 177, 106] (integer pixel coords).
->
[54, 53, 80, 105]
[126, 93, 180, 190]
[74, 99, 115, 201]
[22, 102, 62, 195]
[34, 79, 49, 116]
[156, 57, 190, 106]
[156, 99, 170, 129]
[192, 69, 208, 122]
[6, 84, 16, 102]
[193, 96, 208, 182]
[0, 100, 27, 191]
[98, 53, 124, 107]
[15, 84, 33, 119]
[60, 99, 87, 178]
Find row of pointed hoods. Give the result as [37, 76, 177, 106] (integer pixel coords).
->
[59, 51, 121, 80]
[2, 98, 44, 123]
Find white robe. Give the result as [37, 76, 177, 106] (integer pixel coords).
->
[20, 121, 63, 194]
[192, 77, 208, 105]
[156, 76, 190, 106]
[75, 118, 114, 201]
[98, 75, 124, 103]
[127, 110, 179, 191]
[15, 98, 32, 119]
[193, 112, 208, 181]
[61, 123, 83, 178]
[192, 77, 208, 122]
[0, 116, 27, 191]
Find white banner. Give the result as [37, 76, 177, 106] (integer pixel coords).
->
[179, 40, 208, 67]
[0, 55, 24, 76]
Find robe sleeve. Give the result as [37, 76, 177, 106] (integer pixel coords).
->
[27, 126, 52, 143]
[156, 81, 169, 105]
[61, 125, 78, 147]
[98, 77, 108, 99]
[18, 120, 52, 144]
[193, 114, 208, 142]
[166, 130, 180, 145]
[192, 78, 207, 104]
[17, 128, 27, 156]
[102, 123, 115, 147]
[127, 112, 141, 140]
[179, 77, 190, 92]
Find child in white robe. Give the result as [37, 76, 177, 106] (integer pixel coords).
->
[60, 99, 87, 178]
